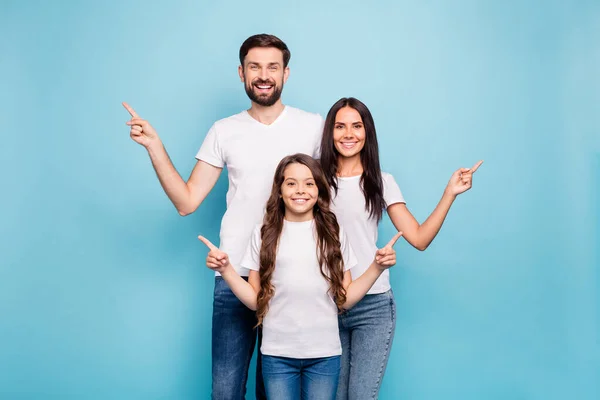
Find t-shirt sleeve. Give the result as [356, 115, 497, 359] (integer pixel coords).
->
[239, 226, 262, 272]
[312, 115, 325, 160]
[339, 227, 358, 271]
[195, 124, 225, 168]
[383, 173, 406, 207]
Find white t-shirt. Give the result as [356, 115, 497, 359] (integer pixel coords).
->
[196, 106, 323, 276]
[330, 172, 405, 294]
[240, 220, 357, 359]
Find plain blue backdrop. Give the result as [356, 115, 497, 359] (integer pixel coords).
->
[1, 0, 598, 399]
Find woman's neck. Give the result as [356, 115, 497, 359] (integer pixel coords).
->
[337, 155, 363, 177]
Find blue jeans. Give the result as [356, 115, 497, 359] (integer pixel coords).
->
[336, 290, 396, 400]
[262, 355, 341, 400]
[212, 277, 266, 399]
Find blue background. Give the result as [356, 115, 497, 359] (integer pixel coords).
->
[1, 0, 598, 398]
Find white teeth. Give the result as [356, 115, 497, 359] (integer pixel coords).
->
[257, 85, 272, 89]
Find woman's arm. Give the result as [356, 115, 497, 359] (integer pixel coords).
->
[389, 161, 483, 251]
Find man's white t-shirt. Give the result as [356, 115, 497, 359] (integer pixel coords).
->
[330, 172, 405, 294]
[240, 220, 357, 359]
[196, 106, 323, 276]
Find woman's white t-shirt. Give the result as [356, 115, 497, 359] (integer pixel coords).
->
[330, 172, 405, 294]
[240, 219, 357, 359]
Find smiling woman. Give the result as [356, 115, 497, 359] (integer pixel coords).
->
[320, 97, 483, 399]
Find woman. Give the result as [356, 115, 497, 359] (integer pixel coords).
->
[320, 97, 482, 399]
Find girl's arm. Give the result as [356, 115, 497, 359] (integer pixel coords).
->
[342, 232, 402, 309]
[199, 236, 259, 311]
[220, 267, 260, 311]
[389, 160, 483, 251]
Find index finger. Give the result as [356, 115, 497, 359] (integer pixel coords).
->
[385, 231, 403, 248]
[198, 235, 218, 251]
[470, 160, 484, 173]
[122, 102, 139, 118]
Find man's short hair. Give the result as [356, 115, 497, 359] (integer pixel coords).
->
[239, 34, 291, 68]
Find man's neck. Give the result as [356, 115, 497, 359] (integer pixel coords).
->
[247, 101, 286, 125]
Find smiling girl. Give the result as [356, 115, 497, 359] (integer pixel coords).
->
[199, 153, 402, 400]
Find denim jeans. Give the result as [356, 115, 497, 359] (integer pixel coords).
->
[212, 277, 266, 400]
[336, 290, 396, 400]
[262, 355, 341, 400]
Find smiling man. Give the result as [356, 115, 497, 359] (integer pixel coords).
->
[123, 34, 323, 399]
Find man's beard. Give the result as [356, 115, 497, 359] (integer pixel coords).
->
[244, 78, 283, 107]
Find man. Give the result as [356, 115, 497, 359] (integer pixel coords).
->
[123, 34, 323, 399]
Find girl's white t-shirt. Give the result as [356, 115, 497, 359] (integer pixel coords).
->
[240, 219, 357, 359]
[330, 172, 405, 294]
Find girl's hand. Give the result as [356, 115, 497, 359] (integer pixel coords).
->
[374, 231, 403, 270]
[198, 235, 231, 274]
[444, 160, 484, 197]
[123, 102, 160, 148]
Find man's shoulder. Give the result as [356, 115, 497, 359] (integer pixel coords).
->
[285, 106, 324, 124]
[211, 110, 249, 130]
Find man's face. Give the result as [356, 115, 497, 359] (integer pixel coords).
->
[239, 47, 289, 107]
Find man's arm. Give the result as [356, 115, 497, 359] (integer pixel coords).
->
[148, 144, 222, 216]
[124, 102, 222, 216]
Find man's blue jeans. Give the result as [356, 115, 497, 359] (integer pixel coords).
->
[212, 277, 266, 399]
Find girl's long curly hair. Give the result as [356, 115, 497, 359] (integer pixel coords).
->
[256, 153, 346, 326]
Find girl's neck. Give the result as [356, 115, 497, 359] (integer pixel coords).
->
[284, 209, 314, 223]
[337, 155, 363, 177]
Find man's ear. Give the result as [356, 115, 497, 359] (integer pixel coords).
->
[238, 65, 244, 83]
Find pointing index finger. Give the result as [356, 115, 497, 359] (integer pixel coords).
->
[470, 160, 484, 173]
[198, 235, 218, 251]
[385, 231, 403, 248]
[122, 102, 139, 118]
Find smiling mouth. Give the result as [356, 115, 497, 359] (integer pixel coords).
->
[291, 198, 309, 204]
[254, 83, 274, 92]
[340, 142, 358, 149]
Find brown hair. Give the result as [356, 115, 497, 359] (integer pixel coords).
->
[256, 153, 346, 326]
[239, 34, 291, 68]
[320, 97, 386, 221]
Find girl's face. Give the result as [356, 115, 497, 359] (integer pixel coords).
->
[333, 106, 366, 159]
[280, 163, 318, 222]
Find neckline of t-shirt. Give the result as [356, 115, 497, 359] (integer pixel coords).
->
[337, 174, 362, 181]
[283, 218, 314, 226]
[243, 105, 288, 127]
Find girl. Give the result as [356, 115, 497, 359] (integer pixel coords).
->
[320, 97, 483, 400]
[198, 153, 402, 400]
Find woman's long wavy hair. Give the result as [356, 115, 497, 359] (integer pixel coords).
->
[320, 97, 386, 221]
[256, 153, 346, 326]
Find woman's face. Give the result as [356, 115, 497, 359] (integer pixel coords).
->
[332, 106, 366, 159]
